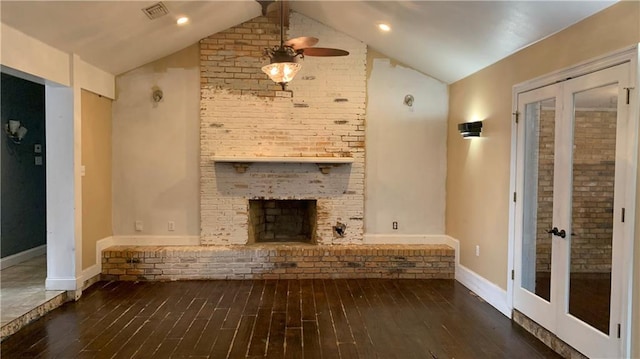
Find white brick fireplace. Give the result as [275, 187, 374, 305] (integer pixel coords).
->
[200, 12, 367, 245]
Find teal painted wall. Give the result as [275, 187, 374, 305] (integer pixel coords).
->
[1, 72, 46, 258]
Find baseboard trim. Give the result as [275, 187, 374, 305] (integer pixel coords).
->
[45, 277, 78, 291]
[444, 235, 510, 318]
[80, 270, 102, 291]
[0, 245, 47, 270]
[110, 235, 200, 246]
[80, 264, 101, 287]
[96, 235, 114, 271]
[456, 263, 510, 318]
[363, 234, 449, 245]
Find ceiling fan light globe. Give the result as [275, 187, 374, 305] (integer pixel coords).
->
[262, 62, 301, 84]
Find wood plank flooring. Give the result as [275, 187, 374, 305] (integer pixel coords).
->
[1, 279, 560, 358]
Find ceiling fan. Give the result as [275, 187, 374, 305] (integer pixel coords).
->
[258, 0, 349, 90]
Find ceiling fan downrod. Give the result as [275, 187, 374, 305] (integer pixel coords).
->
[261, 0, 349, 90]
[262, 0, 301, 90]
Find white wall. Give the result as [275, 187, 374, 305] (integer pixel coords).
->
[112, 34, 448, 244]
[0, 23, 70, 87]
[112, 45, 200, 236]
[365, 55, 448, 238]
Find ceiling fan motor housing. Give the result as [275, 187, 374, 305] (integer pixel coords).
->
[268, 47, 299, 64]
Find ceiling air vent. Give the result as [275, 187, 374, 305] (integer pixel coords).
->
[142, 2, 169, 20]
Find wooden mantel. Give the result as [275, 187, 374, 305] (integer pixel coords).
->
[212, 156, 354, 174]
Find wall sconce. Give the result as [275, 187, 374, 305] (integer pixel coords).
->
[152, 87, 163, 103]
[403, 94, 414, 107]
[458, 121, 483, 138]
[4, 119, 28, 144]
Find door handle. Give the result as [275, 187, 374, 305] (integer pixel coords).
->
[547, 227, 566, 238]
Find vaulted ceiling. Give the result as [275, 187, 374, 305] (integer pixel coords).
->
[1, 1, 616, 83]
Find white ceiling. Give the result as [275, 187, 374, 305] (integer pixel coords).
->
[291, 1, 617, 83]
[1, 1, 617, 83]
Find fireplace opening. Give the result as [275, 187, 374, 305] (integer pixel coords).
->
[248, 199, 317, 244]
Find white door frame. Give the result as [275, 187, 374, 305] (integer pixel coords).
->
[508, 45, 639, 357]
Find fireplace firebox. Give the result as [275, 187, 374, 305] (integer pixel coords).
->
[248, 200, 317, 244]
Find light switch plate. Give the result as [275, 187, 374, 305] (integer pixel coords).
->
[34, 144, 42, 153]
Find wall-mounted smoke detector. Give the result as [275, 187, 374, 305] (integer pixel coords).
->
[142, 2, 169, 20]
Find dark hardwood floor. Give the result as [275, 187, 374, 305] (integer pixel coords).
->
[1, 279, 560, 358]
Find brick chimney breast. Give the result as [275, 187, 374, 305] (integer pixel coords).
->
[200, 12, 366, 245]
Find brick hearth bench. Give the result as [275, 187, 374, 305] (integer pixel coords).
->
[101, 244, 454, 281]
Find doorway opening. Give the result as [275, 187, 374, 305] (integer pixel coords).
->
[512, 57, 636, 359]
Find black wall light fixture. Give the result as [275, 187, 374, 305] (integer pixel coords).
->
[458, 121, 483, 138]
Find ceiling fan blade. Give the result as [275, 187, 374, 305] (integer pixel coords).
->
[301, 47, 349, 57]
[284, 37, 319, 50]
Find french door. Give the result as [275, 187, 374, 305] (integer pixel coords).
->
[513, 63, 632, 358]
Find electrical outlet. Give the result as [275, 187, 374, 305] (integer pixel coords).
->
[135, 220, 143, 232]
[168, 221, 175, 231]
[392, 221, 398, 230]
[475, 245, 480, 257]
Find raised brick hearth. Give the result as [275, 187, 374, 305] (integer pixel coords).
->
[101, 244, 454, 281]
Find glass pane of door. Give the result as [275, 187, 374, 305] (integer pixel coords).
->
[568, 83, 617, 334]
[521, 97, 555, 301]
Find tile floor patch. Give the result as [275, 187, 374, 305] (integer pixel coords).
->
[1, 255, 67, 340]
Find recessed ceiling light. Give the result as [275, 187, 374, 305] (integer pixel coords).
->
[378, 23, 391, 32]
[177, 17, 189, 25]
